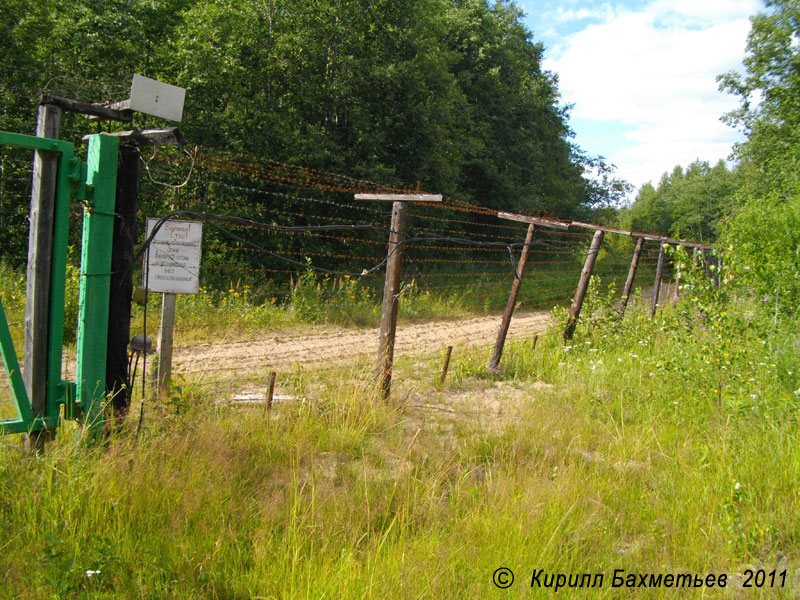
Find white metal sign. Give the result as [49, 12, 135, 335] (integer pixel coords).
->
[130, 74, 186, 122]
[145, 219, 203, 294]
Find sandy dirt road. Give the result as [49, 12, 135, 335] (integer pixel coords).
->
[172, 310, 552, 376]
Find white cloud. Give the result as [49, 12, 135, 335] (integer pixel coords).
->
[649, 0, 760, 25]
[550, 5, 615, 23]
[543, 0, 761, 192]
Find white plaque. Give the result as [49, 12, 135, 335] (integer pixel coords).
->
[129, 74, 186, 122]
[145, 219, 202, 294]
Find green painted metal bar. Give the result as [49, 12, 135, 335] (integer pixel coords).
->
[0, 131, 76, 436]
[0, 297, 56, 433]
[75, 133, 119, 436]
[0, 131, 72, 155]
[44, 150, 76, 422]
[0, 297, 34, 426]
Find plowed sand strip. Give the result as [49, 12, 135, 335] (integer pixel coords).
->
[172, 310, 551, 375]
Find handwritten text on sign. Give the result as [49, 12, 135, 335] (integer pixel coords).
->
[145, 218, 203, 294]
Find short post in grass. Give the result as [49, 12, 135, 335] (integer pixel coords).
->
[266, 371, 276, 410]
[650, 241, 666, 317]
[354, 193, 442, 399]
[440, 345, 453, 384]
[619, 236, 644, 317]
[564, 229, 604, 341]
[488, 223, 535, 373]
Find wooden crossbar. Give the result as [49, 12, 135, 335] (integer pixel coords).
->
[354, 193, 442, 202]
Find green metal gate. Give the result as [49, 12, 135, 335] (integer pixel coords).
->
[0, 131, 119, 438]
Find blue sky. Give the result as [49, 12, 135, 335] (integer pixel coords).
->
[516, 0, 762, 198]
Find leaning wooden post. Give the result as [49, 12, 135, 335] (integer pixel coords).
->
[488, 223, 535, 372]
[355, 193, 442, 400]
[439, 346, 453, 384]
[619, 236, 644, 317]
[650, 241, 666, 317]
[564, 229, 604, 341]
[22, 101, 61, 453]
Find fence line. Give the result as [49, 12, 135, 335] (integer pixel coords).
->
[0, 81, 713, 425]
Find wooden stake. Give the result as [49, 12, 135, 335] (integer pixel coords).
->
[564, 229, 604, 341]
[22, 102, 61, 454]
[532, 334, 539, 350]
[155, 292, 177, 391]
[650, 242, 666, 317]
[619, 236, 644, 317]
[488, 223, 535, 372]
[266, 371, 276, 410]
[377, 201, 408, 399]
[440, 346, 453, 384]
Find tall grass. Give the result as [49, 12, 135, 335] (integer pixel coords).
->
[1, 261, 799, 598]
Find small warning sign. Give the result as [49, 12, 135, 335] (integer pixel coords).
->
[144, 218, 202, 294]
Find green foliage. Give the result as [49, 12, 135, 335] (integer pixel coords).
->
[0, 0, 627, 269]
[724, 192, 800, 311]
[620, 160, 739, 242]
[63, 247, 81, 345]
[718, 0, 800, 202]
[715, 0, 800, 312]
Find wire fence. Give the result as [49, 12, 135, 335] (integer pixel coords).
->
[0, 79, 698, 419]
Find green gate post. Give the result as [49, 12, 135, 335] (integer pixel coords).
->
[0, 131, 119, 440]
[0, 131, 76, 435]
[75, 134, 119, 437]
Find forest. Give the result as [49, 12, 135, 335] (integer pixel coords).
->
[0, 0, 626, 221]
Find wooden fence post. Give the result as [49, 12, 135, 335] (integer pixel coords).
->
[488, 223, 535, 372]
[564, 229, 604, 341]
[377, 201, 408, 399]
[155, 292, 177, 391]
[22, 102, 61, 454]
[619, 236, 644, 317]
[354, 193, 441, 400]
[650, 241, 666, 317]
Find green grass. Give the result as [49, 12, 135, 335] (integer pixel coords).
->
[1, 269, 799, 598]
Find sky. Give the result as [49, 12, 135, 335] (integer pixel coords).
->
[518, 0, 763, 199]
